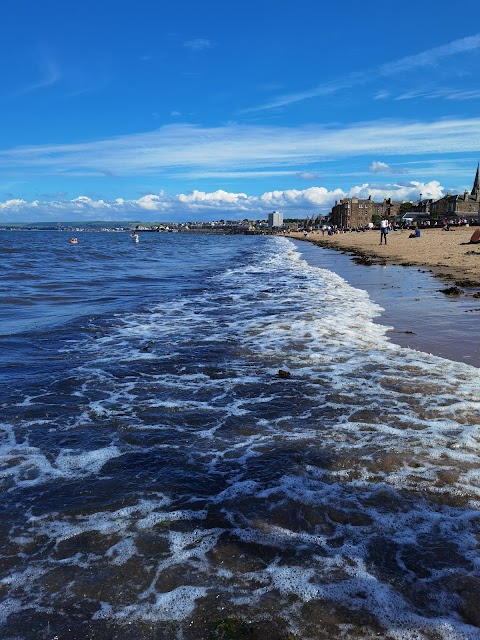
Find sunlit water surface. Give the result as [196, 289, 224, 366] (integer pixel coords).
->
[1, 231, 479, 640]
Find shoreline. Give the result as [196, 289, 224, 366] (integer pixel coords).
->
[286, 232, 480, 369]
[287, 227, 480, 286]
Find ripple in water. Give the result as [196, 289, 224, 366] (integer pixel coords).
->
[1, 233, 479, 639]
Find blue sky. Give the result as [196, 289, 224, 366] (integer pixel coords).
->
[1, 0, 480, 222]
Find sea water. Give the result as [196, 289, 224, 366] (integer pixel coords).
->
[0, 230, 479, 640]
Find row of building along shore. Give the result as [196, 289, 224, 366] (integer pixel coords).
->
[328, 164, 480, 229]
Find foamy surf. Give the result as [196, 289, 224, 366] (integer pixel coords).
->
[1, 232, 479, 639]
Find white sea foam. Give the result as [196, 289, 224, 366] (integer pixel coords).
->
[2, 235, 480, 638]
[103, 585, 208, 622]
[55, 445, 121, 474]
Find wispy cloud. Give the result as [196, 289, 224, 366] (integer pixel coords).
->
[373, 90, 390, 100]
[396, 87, 480, 101]
[11, 49, 61, 98]
[297, 171, 321, 180]
[183, 38, 213, 51]
[243, 33, 480, 112]
[181, 170, 298, 179]
[378, 34, 480, 75]
[1, 118, 479, 178]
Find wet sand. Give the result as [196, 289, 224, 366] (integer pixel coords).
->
[289, 227, 480, 283]
[288, 232, 480, 369]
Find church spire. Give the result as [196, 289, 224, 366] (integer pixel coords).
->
[472, 163, 480, 197]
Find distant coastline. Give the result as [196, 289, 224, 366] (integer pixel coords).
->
[0, 222, 258, 234]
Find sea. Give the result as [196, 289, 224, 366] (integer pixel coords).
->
[0, 230, 479, 640]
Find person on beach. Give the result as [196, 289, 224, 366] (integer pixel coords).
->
[380, 219, 389, 245]
[408, 227, 421, 238]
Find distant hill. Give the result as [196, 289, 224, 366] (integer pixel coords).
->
[0, 221, 144, 230]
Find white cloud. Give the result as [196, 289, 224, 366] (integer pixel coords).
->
[260, 187, 344, 208]
[349, 180, 444, 202]
[0, 198, 28, 209]
[369, 161, 391, 173]
[369, 161, 408, 174]
[0, 181, 447, 223]
[136, 194, 170, 210]
[0, 188, 342, 221]
[178, 189, 252, 208]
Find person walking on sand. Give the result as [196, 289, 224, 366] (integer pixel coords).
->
[380, 218, 389, 245]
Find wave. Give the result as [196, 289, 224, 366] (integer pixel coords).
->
[1, 235, 479, 639]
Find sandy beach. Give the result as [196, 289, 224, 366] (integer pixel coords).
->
[287, 228, 480, 368]
[289, 227, 480, 285]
